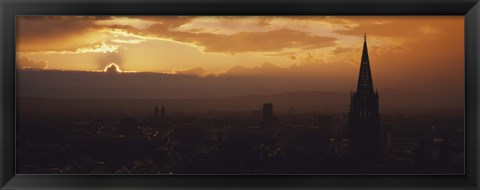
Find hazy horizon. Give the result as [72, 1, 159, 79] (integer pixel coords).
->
[17, 69, 463, 115]
[16, 16, 465, 175]
[16, 16, 465, 113]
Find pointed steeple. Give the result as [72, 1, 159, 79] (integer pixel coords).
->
[160, 105, 165, 117]
[361, 33, 369, 64]
[356, 33, 375, 99]
[154, 105, 159, 117]
[348, 33, 382, 160]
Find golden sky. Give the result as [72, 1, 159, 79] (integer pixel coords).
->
[16, 16, 464, 94]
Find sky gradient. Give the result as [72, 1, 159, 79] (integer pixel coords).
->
[16, 16, 464, 101]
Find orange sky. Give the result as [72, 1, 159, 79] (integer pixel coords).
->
[16, 16, 464, 96]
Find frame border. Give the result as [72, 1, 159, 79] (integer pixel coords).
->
[1, 0, 479, 189]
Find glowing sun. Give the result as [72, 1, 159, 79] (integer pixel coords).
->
[104, 63, 122, 73]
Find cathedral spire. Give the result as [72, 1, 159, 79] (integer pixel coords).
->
[348, 33, 382, 160]
[154, 105, 159, 117]
[356, 33, 374, 99]
[362, 33, 368, 63]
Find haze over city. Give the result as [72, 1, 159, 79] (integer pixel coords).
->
[16, 16, 464, 174]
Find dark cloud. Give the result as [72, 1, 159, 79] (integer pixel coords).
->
[126, 16, 194, 28]
[17, 57, 48, 69]
[174, 67, 208, 77]
[17, 16, 113, 52]
[221, 61, 355, 79]
[221, 62, 284, 76]
[200, 29, 337, 53]
[103, 17, 338, 53]
[17, 16, 110, 38]
[332, 16, 460, 38]
[333, 47, 355, 54]
[17, 16, 339, 54]
[142, 26, 338, 53]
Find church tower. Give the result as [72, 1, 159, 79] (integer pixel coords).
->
[154, 105, 159, 117]
[160, 105, 165, 117]
[348, 33, 382, 160]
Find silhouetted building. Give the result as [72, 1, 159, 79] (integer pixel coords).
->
[151, 105, 168, 129]
[161, 105, 165, 117]
[262, 103, 276, 126]
[327, 138, 350, 158]
[382, 122, 393, 154]
[348, 34, 382, 160]
[154, 105, 159, 117]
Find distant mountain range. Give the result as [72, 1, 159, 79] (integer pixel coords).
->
[18, 90, 463, 115]
[17, 69, 463, 115]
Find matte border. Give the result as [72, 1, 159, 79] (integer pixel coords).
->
[1, 0, 479, 189]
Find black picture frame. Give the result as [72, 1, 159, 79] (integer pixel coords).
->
[1, 0, 479, 189]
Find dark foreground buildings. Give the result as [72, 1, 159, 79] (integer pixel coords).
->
[348, 34, 382, 160]
[262, 103, 276, 126]
[16, 34, 464, 174]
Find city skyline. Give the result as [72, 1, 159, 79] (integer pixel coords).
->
[16, 18, 465, 174]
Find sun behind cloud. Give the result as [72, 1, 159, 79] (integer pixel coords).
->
[104, 63, 122, 73]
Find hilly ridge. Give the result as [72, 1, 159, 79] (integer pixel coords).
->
[18, 90, 463, 115]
